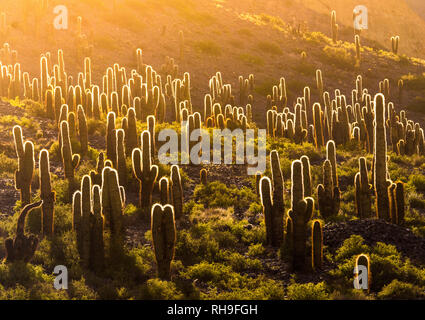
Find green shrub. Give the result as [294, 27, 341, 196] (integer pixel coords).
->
[286, 281, 329, 300]
[378, 280, 424, 300]
[193, 40, 221, 55]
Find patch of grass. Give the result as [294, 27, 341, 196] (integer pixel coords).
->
[256, 41, 282, 55]
[401, 73, 425, 90]
[286, 281, 330, 300]
[406, 96, 425, 114]
[378, 279, 424, 300]
[193, 40, 221, 56]
[239, 53, 264, 66]
[254, 79, 278, 96]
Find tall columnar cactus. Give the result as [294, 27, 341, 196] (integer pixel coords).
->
[5, 201, 42, 263]
[326, 140, 338, 188]
[269, 150, 284, 246]
[301, 156, 312, 197]
[313, 103, 324, 148]
[61, 121, 80, 202]
[391, 36, 399, 55]
[106, 112, 117, 167]
[331, 10, 338, 43]
[355, 157, 372, 219]
[13, 125, 34, 205]
[288, 160, 314, 271]
[73, 176, 105, 271]
[294, 104, 307, 144]
[90, 152, 105, 186]
[39, 149, 55, 237]
[317, 160, 341, 218]
[77, 105, 88, 157]
[101, 167, 125, 261]
[170, 165, 183, 220]
[116, 129, 127, 187]
[355, 35, 361, 62]
[151, 204, 176, 280]
[125, 107, 138, 155]
[311, 220, 323, 271]
[374, 94, 391, 221]
[132, 131, 159, 221]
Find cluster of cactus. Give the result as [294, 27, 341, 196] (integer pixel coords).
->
[5, 201, 42, 263]
[372, 93, 405, 224]
[73, 175, 105, 271]
[259, 150, 285, 247]
[132, 130, 159, 221]
[355, 157, 373, 218]
[374, 94, 391, 221]
[160, 56, 179, 79]
[151, 204, 176, 280]
[317, 141, 341, 218]
[287, 159, 315, 270]
[75, 16, 93, 59]
[239, 74, 254, 106]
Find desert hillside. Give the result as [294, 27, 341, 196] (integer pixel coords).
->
[1, 0, 425, 302]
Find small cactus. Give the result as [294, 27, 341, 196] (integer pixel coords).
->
[311, 220, 323, 271]
[200, 168, 208, 185]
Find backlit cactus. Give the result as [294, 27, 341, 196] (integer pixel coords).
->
[101, 167, 125, 261]
[132, 130, 158, 221]
[13, 125, 34, 205]
[61, 120, 80, 202]
[355, 157, 372, 218]
[39, 149, 55, 237]
[288, 160, 314, 270]
[151, 204, 176, 280]
[374, 94, 391, 221]
[170, 165, 183, 220]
